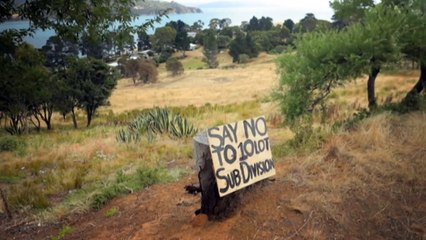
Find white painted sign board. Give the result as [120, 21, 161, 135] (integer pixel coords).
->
[207, 116, 276, 197]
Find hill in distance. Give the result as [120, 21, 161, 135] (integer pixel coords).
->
[11, 0, 202, 16]
[133, 0, 202, 15]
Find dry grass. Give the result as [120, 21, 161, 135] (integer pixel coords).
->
[109, 51, 278, 113]
[0, 98, 288, 221]
[282, 112, 426, 238]
[331, 72, 418, 106]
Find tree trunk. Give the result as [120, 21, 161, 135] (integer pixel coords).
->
[402, 62, 425, 107]
[37, 104, 53, 130]
[406, 63, 425, 95]
[71, 108, 78, 129]
[8, 116, 20, 135]
[367, 65, 381, 108]
[30, 114, 41, 132]
[193, 132, 242, 220]
[86, 106, 94, 127]
[40, 104, 53, 130]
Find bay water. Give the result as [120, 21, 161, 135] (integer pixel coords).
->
[0, 6, 332, 48]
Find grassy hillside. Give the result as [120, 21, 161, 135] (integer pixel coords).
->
[0, 49, 424, 239]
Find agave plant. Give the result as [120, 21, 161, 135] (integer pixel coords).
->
[116, 108, 198, 143]
[170, 116, 197, 138]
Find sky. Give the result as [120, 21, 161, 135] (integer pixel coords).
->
[176, 0, 332, 11]
[173, 0, 334, 20]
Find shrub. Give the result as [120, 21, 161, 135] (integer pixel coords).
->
[238, 54, 250, 64]
[124, 59, 140, 84]
[0, 135, 25, 152]
[9, 182, 50, 209]
[269, 45, 286, 54]
[166, 57, 184, 76]
[138, 60, 158, 84]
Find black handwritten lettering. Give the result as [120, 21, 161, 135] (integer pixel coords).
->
[215, 167, 228, 193]
[243, 118, 256, 138]
[224, 145, 237, 165]
[238, 138, 270, 162]
[211, 145, 225, 166]
[240, 161, 251, 183]
[256, 117, 268, 136]
[215, 159, 276, 194]
[208, 127, 224, 148]
[209, 117, 275, 196]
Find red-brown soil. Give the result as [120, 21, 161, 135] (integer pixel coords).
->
[2, 159, 425, 240]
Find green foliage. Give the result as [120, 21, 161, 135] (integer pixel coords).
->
[91, 166, 167, 209]
[229, 32, 259, 63]
[166, 20, 190, 51]
[64, 57, 117, 127]
[330, 0, 375, 27]
[0, 135, 26, 152]
[169, 117, 197, 138]
[0, 43, 54, 134]
[151, 26, 177, 53]
[202, 30, 219, 69]
[217, 35, 231, 49]
[136, 167, 164, 187]
[238, 54, 250, 64]
[246, 16, 273, 31]
[105, 206, 120, 217]
[283, 19, 295, 32]
[51, 226, 73, 240]
[270, 45, 286, 54]
[17, 0, 135, 42]
[116, 108, 198, 143]
[251, 28, 291, 53]
[294, 13, 319, 33]
[277, 5, 405, 125]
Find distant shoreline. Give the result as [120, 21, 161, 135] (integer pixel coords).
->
[3, 11, 203, 23]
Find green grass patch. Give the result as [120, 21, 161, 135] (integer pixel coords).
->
[90, 166, 177, 210]
[182, 57, 206, 70]
[105, 206, 119, 217]
[0, 175, 24, 184]
[0, 135, 26, 153]
[51, 226, 73, 240]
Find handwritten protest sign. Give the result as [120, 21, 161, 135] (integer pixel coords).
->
[207, 116, 276, 197]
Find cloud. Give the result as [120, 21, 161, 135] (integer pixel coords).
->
[177, 0, 332, 11]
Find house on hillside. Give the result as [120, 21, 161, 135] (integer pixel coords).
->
[189, 43, 198, 51]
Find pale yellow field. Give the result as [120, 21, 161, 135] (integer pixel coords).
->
[109, 52, 279, 113]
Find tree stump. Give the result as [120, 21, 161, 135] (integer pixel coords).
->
[193, 132, 240, 220]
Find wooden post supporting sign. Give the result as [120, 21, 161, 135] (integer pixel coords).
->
[192, 116, 276, 219]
